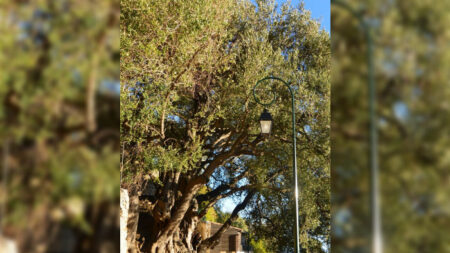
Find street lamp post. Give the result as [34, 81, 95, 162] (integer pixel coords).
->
[253, 76, 301, 253]
[331, 1, 382, 253]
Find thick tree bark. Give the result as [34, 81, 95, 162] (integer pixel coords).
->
[130, 116, 262, 253]
[136, 178, 203, 253]
[136, 180, 256, 252]
[127, 194, 140, 253]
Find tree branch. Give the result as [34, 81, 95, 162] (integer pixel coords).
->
[198, 190, 256, 251]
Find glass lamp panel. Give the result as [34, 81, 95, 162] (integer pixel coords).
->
[260, 120, 272, 134]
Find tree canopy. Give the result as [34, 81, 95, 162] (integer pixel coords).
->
[332, 0, 450, 252]
[121, 0, 329, 252]
[0, 0, 120, 252]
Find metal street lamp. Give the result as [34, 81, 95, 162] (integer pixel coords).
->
[331, 1, 382, 253]
[259, 108, 273, 135]
[253, 76, 301, 253]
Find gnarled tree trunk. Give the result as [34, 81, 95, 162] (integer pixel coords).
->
[133, 175, 255, 253]
[137, 179, 203, 253]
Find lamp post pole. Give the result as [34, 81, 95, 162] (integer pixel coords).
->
[253, 76, 300, 253]
[331, 1, 382, 253]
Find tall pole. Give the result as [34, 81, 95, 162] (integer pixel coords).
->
[253, 76, 300, 253]
[331, 1, 382, 253]
[367, 26, 382, 253]
[291, 87, 300, 253]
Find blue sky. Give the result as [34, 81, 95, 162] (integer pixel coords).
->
[278, 0, 330, 32]
[254, 0, 330, 32]
[300, 0, 330, 32]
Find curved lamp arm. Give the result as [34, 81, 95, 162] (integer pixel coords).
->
[253, 76, 300, 253]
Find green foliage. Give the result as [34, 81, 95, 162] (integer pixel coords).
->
[202, 205, 248, 231]
[332, 0, 450, 252]
[250, 238, 270, 253]
[0, 0, 119, 249]
[121, 0, 329, 251]
[215, 208, 249, 231]
[203, 207, 219, 222]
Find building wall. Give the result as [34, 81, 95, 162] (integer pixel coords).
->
[200, 221, 246, 253]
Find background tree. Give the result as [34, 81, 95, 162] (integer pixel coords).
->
[0, 0, 120, 252]
[121, 0, 330, 252]
[331, 0, 450, 252]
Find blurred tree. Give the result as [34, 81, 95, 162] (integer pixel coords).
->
[331, 0, 450, 252]
[205, 206, 248, 231]
[250, 237, 270, 253]
[0, 0, 120, 252]
[203, 207, 218, 224]
[121, 0, 329, 252]
[246, 151, 330, 253]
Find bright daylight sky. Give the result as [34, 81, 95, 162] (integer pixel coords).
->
[287, 0, 330, 32]
[219, 0, 330, 214]
[250, 0, 330, 32]
[301, 0, 330, 32]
